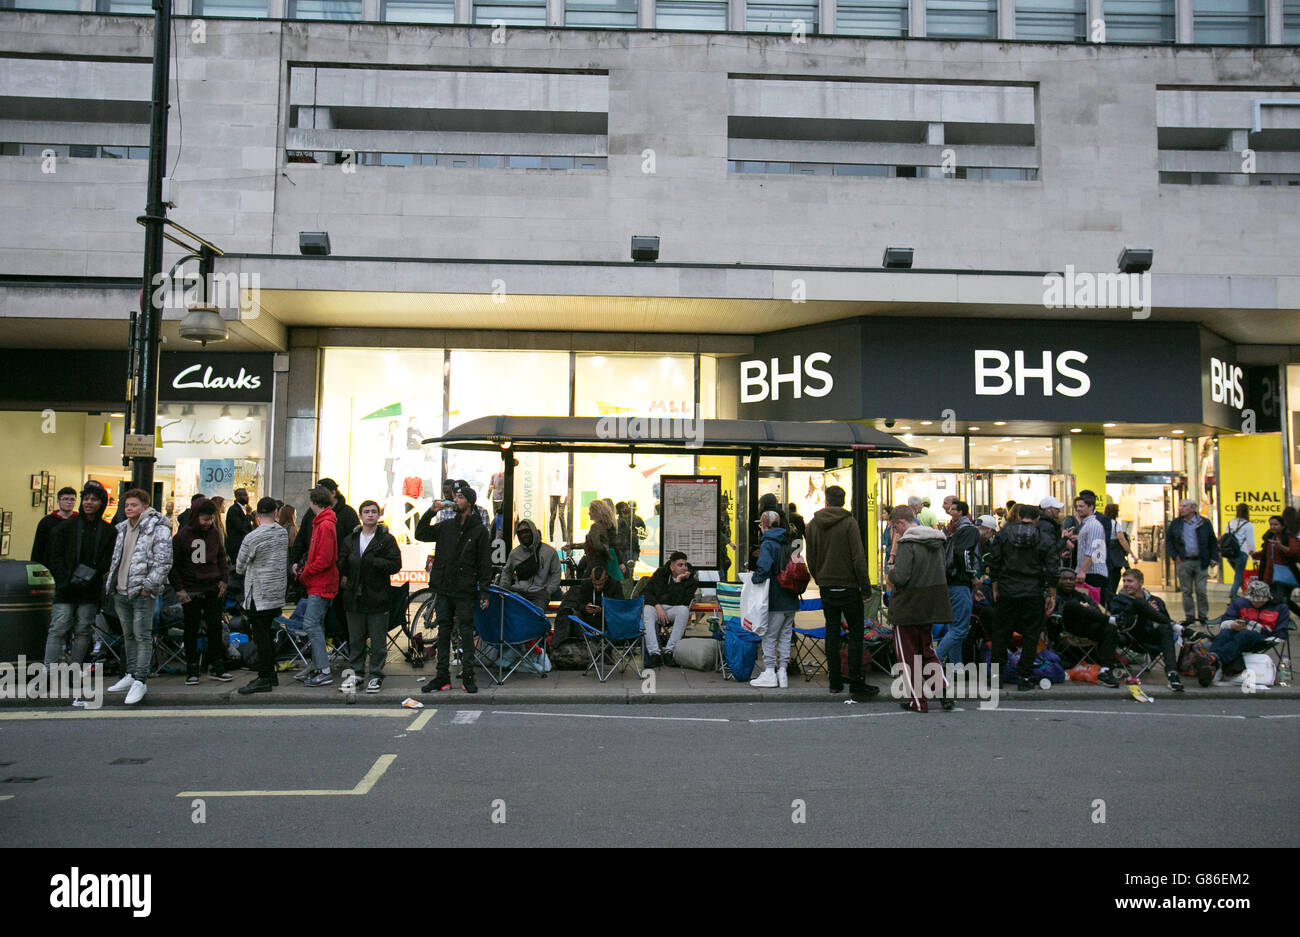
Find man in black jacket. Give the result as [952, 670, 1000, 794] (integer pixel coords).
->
[553, 564, 624, 647]
[988, 504, 1060, 691]
[416, 486, 491, 694]
[170, 500, 232, 684]
[1051, 568, 1121, 687]
[31, 486, 78, 568]
[44, 481, 115, 683]
[338, 499, 403, 694]
[225, 488, 254, 563]
[640, 551, 698, 668]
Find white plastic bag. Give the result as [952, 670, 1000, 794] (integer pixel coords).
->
[739, 571, 769, 637]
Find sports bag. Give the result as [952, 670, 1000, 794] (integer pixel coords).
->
[1218, 524, 1242, 561]
[776, 539, 810, 594]
[724, 618, 761, 681]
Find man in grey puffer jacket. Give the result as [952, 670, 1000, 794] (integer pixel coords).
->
[105, 488, 174, 706]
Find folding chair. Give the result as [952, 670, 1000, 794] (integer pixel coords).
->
[863, 591, 896, 677]
[715, 582, 742, 678]
[148, 597, 189, 675]
[91, 610, 124, 672]
[272, 599, 313, 671]
[383, 582, 425, 668]
[474, 586, 552, 686]
[578, 595, 645, 682]
[791, 597, 829, 682]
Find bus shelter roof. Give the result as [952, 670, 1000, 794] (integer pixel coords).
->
[423, 415, 927, 459]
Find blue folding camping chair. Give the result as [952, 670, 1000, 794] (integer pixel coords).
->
[791, 596, 829, 682]
[473, 585, 552, 686]
[576, 595, 645, 682]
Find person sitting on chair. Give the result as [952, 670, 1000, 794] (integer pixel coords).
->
[640, 551, 698, 669]
[552, 563, 623, 647]
[1108, 568, 1182, 692]
[1207, 578, 1291, 684]
[1051, 568, 1121, 688]
[498, 519, 561, 611]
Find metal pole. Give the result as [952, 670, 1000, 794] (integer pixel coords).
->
[501, 448, 515, 551]
[130, 0, 173, 495]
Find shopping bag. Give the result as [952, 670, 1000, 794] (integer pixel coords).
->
[739, 572, 769, 638]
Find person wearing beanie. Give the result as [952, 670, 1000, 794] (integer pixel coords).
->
[1205, 577, 1292, 685]
[423, 478, 491, 529]
[415, 484, 491, 694]
[170, 498, 232, 684]
[44, 482, 116, 695]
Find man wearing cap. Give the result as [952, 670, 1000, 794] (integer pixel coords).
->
[1038, 496, 1068, 567]
[44, 481, 115, 695]
[417, 484, 492, 693]
[1206, 578, 1291, 685]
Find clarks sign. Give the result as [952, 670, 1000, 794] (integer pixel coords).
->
[159, 353, 273, 403]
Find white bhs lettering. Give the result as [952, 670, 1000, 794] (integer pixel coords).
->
[1210, 357, 1244, 409]
[974, 350, 1090, 397]
[741, 353, 833, 403]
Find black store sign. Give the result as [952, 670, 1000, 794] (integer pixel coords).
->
[735, 317, 1270, 431]
[159, 352, 272, 403]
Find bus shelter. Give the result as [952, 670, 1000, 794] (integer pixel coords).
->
[424, 416, 927, 566]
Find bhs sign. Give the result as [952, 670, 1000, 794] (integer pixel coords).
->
[741, 352, 834, 403]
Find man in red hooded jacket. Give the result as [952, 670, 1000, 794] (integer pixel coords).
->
[297, 486, 339, 687]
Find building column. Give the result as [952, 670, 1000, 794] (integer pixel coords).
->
[922, 121, 944, 178]
[1229, 129, 1249, 185]
[998, 0, 1015, 39]
[909, 0, 926, 36]
[456, 0, 472, 23]
[1066, 433, 1106, 502]
[820, 0, 835, 33]
[1086, 0, 1103, 39]
[1266, 0, 1283, 42]
[282, 336, 321, 517]
[639, 0, 654, 26]
[1176, 0, 1194, 43]
[548, 0, 563, 26]
[268, 0, 288, 16]
[731, 0, 746, 32]
[361, 0, 380, 19]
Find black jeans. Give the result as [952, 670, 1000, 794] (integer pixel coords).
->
[434, 593, 477, 681]
[1128, 618, 1179, 674]
[821, 587, 865, 685]
[247, 606, 278, 680]
[992, 594, 1046, 681]
[182, 589, 225, 676]
[1061, 602, 1119, 666]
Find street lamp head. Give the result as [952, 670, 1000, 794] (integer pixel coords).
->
[178, 302, 228, 346]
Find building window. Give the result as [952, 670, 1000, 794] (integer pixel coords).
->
[192, 0, 270, 15]
[926, 0, 997, 37]
[1193, 0, 1264, 42]
[1015, 0, 1085, 39]
[290, 0, 363, 17]
[95, 0, 152, 12]
[565, 0, 638, 26]
[746, 0, 818, 31]
[383, 0, 455, 21]
[0, 0, 79, 9]
[655, 0, 729, 29]
[835, 0, 908, 35]
[1286, 0, 1300, 41]
[472, 0, 547, 24]
[1103, 0, 1174, 40]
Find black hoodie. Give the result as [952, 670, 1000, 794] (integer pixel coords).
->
[46, 494, 115, 602]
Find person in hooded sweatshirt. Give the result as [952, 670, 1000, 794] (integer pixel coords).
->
[297, 485, 340, 687]
[498, 518, 561, 611]
[44, 481, 115, 689]
[170, 499, 232, 684]
[886, 504, 953, 713]
[805, 485, 876, 702]
[749, 510, 800, 689]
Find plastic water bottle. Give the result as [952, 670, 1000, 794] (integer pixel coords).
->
[1280, 654, 1292, 687]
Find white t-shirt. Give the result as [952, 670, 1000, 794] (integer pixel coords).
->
[359, 531, 375, 555]
[1228, 518, 1255, 555]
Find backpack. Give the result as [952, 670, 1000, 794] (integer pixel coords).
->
[943, 529, 980, 583]
[1218, 523, 1242, 561]
[776, 539, 810, 595]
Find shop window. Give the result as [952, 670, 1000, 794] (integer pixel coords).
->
[318, 349, 445, 581]
[875, 432, 966, 469]
[1104, 437, 1177, 471]
[968, 436, 1054, 471]
[573, 454, 694, 572]
[574, 354, 696, 420]
[446, 350, 571, 542]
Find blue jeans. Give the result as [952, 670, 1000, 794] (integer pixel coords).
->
[1228, 554, 1248, 599]
[936, 585, 973, 665]
[46, 601, 97, 666]
[303, 594, 332, 671]
[1209, 626, 1274, 673]
[113, 593, 155, 680]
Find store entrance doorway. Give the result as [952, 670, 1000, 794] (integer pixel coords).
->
[1106, 472, 1186, 590]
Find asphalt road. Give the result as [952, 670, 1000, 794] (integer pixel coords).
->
[1, 700, 1296, 848]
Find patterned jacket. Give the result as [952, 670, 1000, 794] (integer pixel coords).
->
[235, 522, 289, 613]
[106, 508, 174, 598]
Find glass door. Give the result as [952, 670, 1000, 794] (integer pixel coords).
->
[1106, 472, 1186, 590]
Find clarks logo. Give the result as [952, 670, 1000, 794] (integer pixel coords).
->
[50, 868, 151, 917]
[171, 364, 262, 392]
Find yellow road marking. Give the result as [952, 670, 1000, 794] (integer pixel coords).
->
[177, 754, 398, 798]
[0, 709, 411, 721]
[407, 709, 435, 731]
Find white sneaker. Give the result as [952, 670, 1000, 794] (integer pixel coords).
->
[750, 668, 779, 688]
[71, 698, 87, 708]
[777, 667, 789, 689]
[124, 680, 147, 705]
[108, 674, 134, 693]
